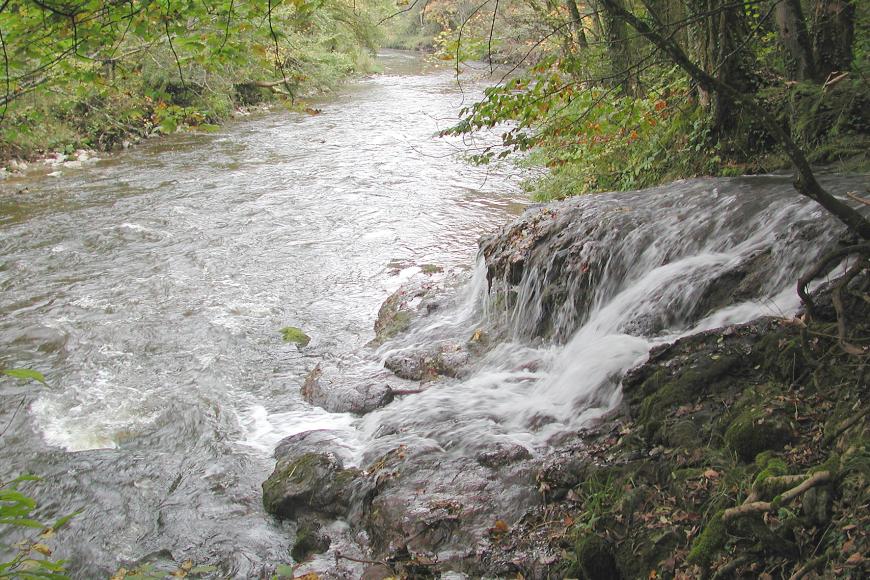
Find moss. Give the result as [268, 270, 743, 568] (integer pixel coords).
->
[725, 407, 792, 463]
[636, 354, 743, 439]
[420, 264, 443, 274]
[291, 521, 330, 562]
[281, 326, 311, 347]
[753, 456, 788, 487]
[687, 510, 727, 567]
[574, 535, 620, 580]
[664, 419, 700, 448]
[755, 332, 805, 383]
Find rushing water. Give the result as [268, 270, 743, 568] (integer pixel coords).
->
[1, 49, 866, 577]
[0, 52, 525, 577]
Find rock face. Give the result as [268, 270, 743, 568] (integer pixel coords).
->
[358, 445, 538, 570]
[301, 364, 394, 414]
[479, 179, 841, 342]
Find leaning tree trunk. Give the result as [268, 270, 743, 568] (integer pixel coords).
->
[775, 0, 818, 81]
[812, 0, 855, 79]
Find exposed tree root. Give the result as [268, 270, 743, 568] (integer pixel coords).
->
[722, 471, 831, 522]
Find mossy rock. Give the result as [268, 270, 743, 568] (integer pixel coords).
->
[262, 452, 361, 520]
[281, 326, 311, 347]
[725, 410, 792, 463]
[687, 510, 726, 567]
[291, 520, 331, 562]
[663, 419, 701, 449]
[574, 535, 620, 580]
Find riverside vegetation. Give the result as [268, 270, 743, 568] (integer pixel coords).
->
[1, 1, 868, 579]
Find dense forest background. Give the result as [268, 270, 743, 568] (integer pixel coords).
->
[2, 0, 867, 197]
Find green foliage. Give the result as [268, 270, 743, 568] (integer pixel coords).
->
[1, 369, 46, 384]
[0, 0, 389, 159]
[444, 53, 723, 198]
[0, 477, 73, 579]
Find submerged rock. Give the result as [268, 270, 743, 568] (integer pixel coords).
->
[370, 278, 435, 346]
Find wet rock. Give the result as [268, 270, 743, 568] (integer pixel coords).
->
[262, 452, 362, 520]
[476, 443, 532, 468]
[357, 447, 538, 565]
[360, 564, 396, 580]
[480, 179, 842, 341]
[370, 278, 435, 346]
[291, 519, 331, 562]
[273, 430, 354, 463]
[383, 342, 471, 382]
[301, 364, 394, 414]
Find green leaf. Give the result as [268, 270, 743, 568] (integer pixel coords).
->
[275, 564, 295, 578]
[159, 117, 178, 134]
[2, 369, 47, 384]
[0, 518, 44, 528]
[51, 510, 82, 531]
[280, 327, 310, 347]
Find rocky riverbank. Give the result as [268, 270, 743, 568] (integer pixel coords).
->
[261, 178, 868, 579]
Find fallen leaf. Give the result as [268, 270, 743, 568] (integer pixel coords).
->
[703, 469, 720, 479]
[845, 553, 864, 565]
[31, 543, 52, 556]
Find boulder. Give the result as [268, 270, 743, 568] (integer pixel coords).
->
[262, 452, 363, 520]
[383, 342, 471, 382]
[301, 364, 394, 414]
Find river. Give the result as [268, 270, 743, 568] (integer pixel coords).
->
[0, 51, 525, 577]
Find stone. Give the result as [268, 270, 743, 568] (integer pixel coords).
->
[301, 364, 394, 414]
[476, 443, 532, 468]
[262, 452, 362, 520]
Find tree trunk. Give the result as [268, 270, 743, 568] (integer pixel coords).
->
[597, 0, 870, 240]
[597, 0, 636, 95]
[775, 0, 818, 81]
[684, 1, 750, 133]
[812, 0, 855, 79]
[566, 0, 589, 48]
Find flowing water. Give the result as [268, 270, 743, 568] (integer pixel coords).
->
[0, 49, 866, 577]
[0, 52, 525, 577]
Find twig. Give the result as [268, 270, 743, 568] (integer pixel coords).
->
[334, 551, 386, 566]
[846, 191, 870, 207]
[0, 395, 26, 438]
